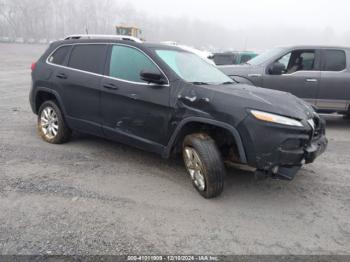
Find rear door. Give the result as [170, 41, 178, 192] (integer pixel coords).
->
[317, 49, 350, 112]
[100, 44, 171, 152]
[58, 44, 108, 135]
[262, 49, 321, 106]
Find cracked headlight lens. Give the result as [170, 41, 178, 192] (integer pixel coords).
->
[250, 110, 303, 127]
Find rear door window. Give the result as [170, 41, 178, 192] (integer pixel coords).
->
[108, 45, 160, 83]
[48, 45, 71, 65]
[322, 50, 346, 71]
[68, 44, 107, 74]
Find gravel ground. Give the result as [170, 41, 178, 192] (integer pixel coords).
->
[0, 43, 350, 255]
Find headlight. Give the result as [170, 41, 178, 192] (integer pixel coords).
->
[250, 110, 303, 127]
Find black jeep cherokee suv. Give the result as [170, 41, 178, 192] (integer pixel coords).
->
[29, 36, 328, 198]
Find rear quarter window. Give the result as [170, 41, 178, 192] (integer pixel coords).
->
[47, 45, 71, 65]
[68, 44, 107, 74]
[323, 50, 346, 71]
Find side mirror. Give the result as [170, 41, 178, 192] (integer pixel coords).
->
[268, 62, 285, 75]
[140, 70, 166, 85]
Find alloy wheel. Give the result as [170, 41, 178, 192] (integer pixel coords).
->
[40, 106, 59, 139]
[183, 146, 206, 191]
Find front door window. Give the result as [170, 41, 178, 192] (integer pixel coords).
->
[275, 50, 316, 74]
[109, 45, 161, 83]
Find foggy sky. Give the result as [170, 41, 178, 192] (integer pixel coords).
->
[121, 0, 350, 50]
[1, 0, 349, 51]
[128, 0, 349, 33]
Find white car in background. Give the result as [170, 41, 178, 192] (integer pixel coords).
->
[161, 41, 215, 65]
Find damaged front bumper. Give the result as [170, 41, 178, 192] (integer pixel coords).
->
[237, 115, 328, 180]
[272, 134, 328, 179]
[304, 135, 328, 164]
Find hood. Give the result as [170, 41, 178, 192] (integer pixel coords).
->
[218, 64, 259, 77]
[202, 83, 315, 120]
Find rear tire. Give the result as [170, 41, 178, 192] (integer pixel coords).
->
[37, 100, 71, 144]
[182, 133, 225, 198]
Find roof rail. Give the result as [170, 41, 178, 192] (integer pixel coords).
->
[63, 34, 143, 43]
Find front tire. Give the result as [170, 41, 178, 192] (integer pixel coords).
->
[37, 100, 71, 144]
[183, 134, 225, 198]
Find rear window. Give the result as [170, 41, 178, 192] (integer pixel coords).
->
[213, 54, 235, 65]
[323, 50, 346, 71]
[48, 45, 70, 65]
[68, 44, 107, 74]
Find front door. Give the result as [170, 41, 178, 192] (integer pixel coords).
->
[263, 49, 321, 107]
[100, 44, 172, 153]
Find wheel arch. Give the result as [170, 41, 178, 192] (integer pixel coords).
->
[163, 117, 247, 163]
[34, 87, 66, 116]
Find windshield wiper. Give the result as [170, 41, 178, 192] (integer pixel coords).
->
[190, 81, 209, 85]
[221, 81, 235, 85]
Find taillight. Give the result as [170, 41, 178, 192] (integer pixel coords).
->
[31, 62, 36, 71]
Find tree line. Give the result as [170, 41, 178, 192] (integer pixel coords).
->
[1, 0, 349, 50]
[0, 0, 134, 42]
[0, 0, 245, 49]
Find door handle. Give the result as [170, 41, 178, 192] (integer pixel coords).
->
[306, 78, 318, 82]
[103, 83, 119, 90]
[56, 73, 67, 79]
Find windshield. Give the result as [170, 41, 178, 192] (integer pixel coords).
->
[247, 47, 285, 65]
[155, 49, 233, 84]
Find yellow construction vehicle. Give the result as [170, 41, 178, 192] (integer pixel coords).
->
[115, 25, 142, 38]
